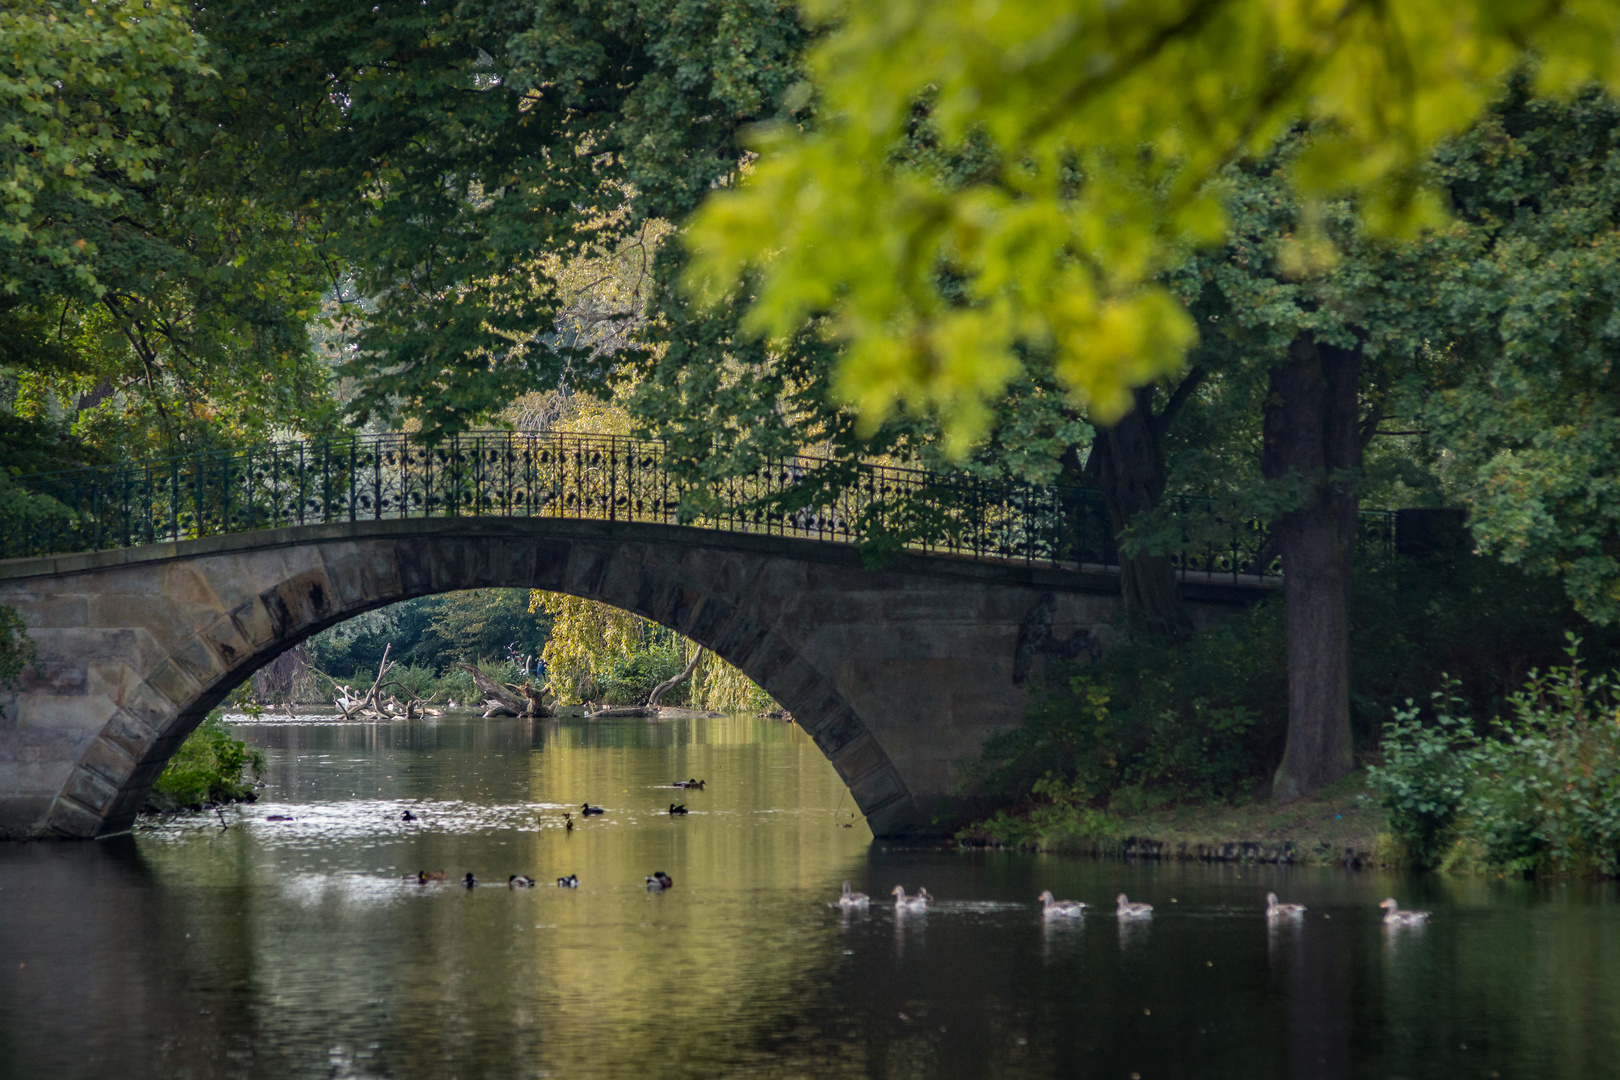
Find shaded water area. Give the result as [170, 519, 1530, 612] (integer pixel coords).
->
[3, 712, 1620, 1080]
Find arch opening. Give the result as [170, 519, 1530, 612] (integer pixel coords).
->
[8, 521, 921, 841]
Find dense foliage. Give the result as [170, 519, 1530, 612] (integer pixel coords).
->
[686, 0, 1620, 448]
[148, 711, 263, 811]
[1371, 642, 1620, 876]
[977, 553, 1616, 812]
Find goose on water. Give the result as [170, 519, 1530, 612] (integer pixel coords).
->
[1038, 890, 1086, 918]
[1265, 892, 1306, 918]
[1380, 898, 1430, 926]
[891, 886, 930, 912]
[837, 881, 869, 909]
[1116, 893, 1153, 918]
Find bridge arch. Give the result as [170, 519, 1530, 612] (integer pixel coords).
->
[4, 516, 1234, 841]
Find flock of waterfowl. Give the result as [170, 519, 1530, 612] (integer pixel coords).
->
[395, 777, 707, 894]
[839, 883, 1431, 926]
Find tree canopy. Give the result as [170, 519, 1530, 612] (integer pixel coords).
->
[684, 0, 1620, 450]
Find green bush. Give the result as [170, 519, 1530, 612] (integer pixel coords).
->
[974, 600, 1287, 808]
[1366, 689, 1472, 867]
[599, 647, 690, 706]
[1370, 641, 1620, 875]
[149, 711, 264, 811]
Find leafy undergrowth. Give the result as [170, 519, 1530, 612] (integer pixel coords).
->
[145, 712, 264, 813]
[961, 771, 1399, 866]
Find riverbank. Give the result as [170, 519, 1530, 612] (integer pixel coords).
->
[960, 771, 1400, 867]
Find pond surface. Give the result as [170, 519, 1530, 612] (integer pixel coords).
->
[2, 712, 1619, 1080]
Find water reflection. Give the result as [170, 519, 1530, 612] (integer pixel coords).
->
[2, 714, 1620, 1079]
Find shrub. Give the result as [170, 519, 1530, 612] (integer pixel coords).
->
[599, 647, 689, 706]
[149, 711, 264, 811]
[1370, 640, 1620, 875]
[1366, 688, 1473, 867]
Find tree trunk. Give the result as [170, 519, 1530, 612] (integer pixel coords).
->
[1087, 388, 1193, 638]
[1263, 334, 1361, 801]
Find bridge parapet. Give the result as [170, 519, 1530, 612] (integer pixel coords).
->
[1, 430, 1383, 582]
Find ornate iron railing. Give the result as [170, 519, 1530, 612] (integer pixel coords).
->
[0, 430, 1394, 579]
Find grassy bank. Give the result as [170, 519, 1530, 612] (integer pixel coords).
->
[961, 771, 1400, 868]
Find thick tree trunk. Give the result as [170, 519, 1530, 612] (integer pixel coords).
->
[1263, 334, 1361, 801]
[1087, 388, 1194, 639]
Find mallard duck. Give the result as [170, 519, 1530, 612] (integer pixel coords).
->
[581, 803, 605, 816]
[669, 803, 688, 815]
[1265, 892, 1306, 918]
[509, 875, 536, 888]
[556, 874, 579, 888]
[1116, 893, 1153, 918]
[1038, 890, 1086, 917]
[891, 885, 929, 912]
[646, 871, 674, 891]
[417, 870, 447, 884]
[462, 872, 477, 888]
[1380, 898, 1430, 926]
[674, 778, 706, 790]
[838, 881, 869, 909]
[401, 809, 417, 822]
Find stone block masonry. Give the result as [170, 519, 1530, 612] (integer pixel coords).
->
[0, 518, 1263, 840]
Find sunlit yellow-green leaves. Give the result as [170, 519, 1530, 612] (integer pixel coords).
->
[1, 0, 211, 295]
[687, 0, 1620, 450]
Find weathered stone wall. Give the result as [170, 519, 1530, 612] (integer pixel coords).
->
[0, 519, 1262, 841]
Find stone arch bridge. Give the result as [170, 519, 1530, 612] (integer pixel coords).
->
[0, 433, 1293, 841]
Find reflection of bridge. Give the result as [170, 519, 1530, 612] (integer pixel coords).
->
[0, 433, 1352, 841]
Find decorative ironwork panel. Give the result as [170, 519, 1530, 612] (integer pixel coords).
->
[0, 430, 1399, 580]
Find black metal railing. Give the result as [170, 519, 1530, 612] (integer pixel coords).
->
[0, 430, 1394, 580]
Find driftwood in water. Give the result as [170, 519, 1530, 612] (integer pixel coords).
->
[457, 663, 551, 718]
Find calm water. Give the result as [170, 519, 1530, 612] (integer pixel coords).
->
[3, 712, 1619, 1080]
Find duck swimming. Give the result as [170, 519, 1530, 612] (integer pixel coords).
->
[401, 810, 417, 822]
[563, 812, 574, 832]
[1038, 890, 1086, 918]
[509, 875, 536, 888]
[556, 874, 579, 888]
[463, 872, 477, 888]
[581, 803, 605, 816]
[1116, 893, 1153, 918]
[838, 881, 869, 909]
[646, 871, 674, 891]
[891, 886, 930, 912]
[1380, 898, 1430, 926]
[669, 803, 688, 815]
[416, 870, 447, 884]
[673, 779, 706, 790]
[1265, 892, 1306, 918]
